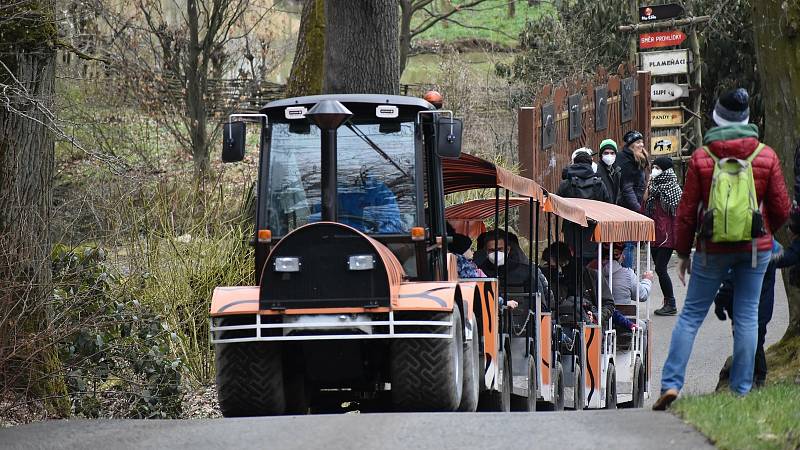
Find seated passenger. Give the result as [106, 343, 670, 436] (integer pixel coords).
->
[446, 222, 486, 279]
[590, 242, 654, 305]
[474, 231, 531, 287]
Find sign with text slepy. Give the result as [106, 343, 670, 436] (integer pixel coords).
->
[641, 49, 689, 76]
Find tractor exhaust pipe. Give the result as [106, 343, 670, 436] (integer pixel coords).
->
[306, 100, 353, 222]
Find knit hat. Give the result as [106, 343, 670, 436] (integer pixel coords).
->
[653, 156, 674, 171]
[599, 139, 618, 153]
[713, 88, 750, 126]
[571, 147, 593, 162]
[623, 130, 644, 146]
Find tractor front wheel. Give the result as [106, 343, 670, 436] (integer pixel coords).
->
[391, 306, 464, 411]
[215, 342, 285, 417]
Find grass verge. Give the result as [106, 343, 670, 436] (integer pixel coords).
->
[672, 384, 800, 450]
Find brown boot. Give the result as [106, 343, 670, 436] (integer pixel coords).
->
[652, 388, 679, 411]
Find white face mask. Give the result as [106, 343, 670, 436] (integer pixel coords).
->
[651, 168, 663, 178]
[487, 252, 505, 267]
[602, 154, 616, 166]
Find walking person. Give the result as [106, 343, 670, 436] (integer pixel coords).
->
[597, 139, 622, 204]
[653, 88, 790, 410]
[617, 130, 649, 268]
[645, 156, 682, 316]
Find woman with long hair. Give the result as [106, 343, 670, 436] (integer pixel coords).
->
[617, 130, 650, 268]
[645, 157, 682, 316]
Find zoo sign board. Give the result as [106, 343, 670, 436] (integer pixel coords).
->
[639, 31, 687, 49]
[651, 129, 681, 156]
[640, 49, 689, 76]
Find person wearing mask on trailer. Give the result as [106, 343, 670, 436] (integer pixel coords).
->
[617, 130, 650, 268]
[646, 156, 683, 316]
[597, 139, 622, 205]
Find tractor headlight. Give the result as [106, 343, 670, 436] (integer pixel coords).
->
[348, 255, 375, 271]
[274, 257, 301, 272]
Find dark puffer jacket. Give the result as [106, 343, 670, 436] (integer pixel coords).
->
[597, 161, 622, 204]
[674, 124, 791, 257]
[616, 147, 647, 212]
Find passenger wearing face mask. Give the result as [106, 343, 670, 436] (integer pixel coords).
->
[597, 139, 622, 204]
[474, 232, 532, 288]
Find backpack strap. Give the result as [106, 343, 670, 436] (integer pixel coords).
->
[701, 146, 718, 163]
[746, 143, 766, 163]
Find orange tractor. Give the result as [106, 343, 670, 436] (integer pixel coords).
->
[209, 94, 540, 415]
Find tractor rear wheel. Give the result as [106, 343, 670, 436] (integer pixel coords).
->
[458, 317, 480, 412]
[391, 306, 464, 411]
[215, 342, 285, 417]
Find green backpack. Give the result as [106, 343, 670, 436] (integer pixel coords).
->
[699, 143, 766, 249]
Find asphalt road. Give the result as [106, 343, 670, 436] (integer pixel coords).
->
[0, 260, 788, 449]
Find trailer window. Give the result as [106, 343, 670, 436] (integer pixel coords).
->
[266, 122, 417, 236]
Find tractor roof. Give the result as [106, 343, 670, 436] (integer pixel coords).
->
[261, 94, 435, 123]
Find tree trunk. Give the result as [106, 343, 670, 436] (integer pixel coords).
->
[186, 0, 210, 177]
[508, 0, 516, 18]
[752, 1, 800, 339]
[0, 0, 70, 416]
[398, 0, 413, 76]
[323, 0, 400, 95]
[286, 0, 326, 97]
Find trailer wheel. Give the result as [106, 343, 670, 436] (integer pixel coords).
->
[478, 350, 511, 412]
[605, 363, 617, 410]
[215, 342, 285, 417]
[511, 355, 537, 411]
[552, 361, 565, 411]
[632, 357, 645, 408]
[574, 361, 585, 411]
[458, 318, 480, 412]
[391, 306, 463, 411]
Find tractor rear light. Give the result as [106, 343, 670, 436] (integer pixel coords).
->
[348, 255, 375, 271]
[258, 229, 272, 243]
[274, 257, 301, 272]
[410, 227, 425, 241]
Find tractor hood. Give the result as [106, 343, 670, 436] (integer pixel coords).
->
[260, 222, 404, 310]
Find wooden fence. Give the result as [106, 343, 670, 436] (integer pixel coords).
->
[518, 67, 652, 194]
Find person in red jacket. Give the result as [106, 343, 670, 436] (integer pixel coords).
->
[654, 88, 791, 410]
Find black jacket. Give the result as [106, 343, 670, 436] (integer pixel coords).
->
[597, 161, 622, 204]
[616, 147, 647, 212]
[556, 163, 611, 203]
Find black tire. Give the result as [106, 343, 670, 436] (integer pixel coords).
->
[511, 355, 537, 411]
[458, 318, 480, 412]
[632, 357, 645, 409]
[479, 350, 511, 412]
[391, 306, 464, 411]
[284, 375, 309, 415]
[552, 361, 565, 411]
[215, 342, 285, 417]
[605, 363, 617, 410]
[574, 362, 585, 411]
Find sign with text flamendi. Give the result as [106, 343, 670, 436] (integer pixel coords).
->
[651, 108, 683, 128]
[639, 30, 687, 49]
[641, 49, 689, 76]
[640, 3, 684, 22]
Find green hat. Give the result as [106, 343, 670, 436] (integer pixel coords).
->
[599, 139, 618, 153]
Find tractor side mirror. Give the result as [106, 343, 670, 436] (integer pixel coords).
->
[435, 116, 462, 159]
[222, 121, 246, 163]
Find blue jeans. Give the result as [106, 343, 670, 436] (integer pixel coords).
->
[660, 250, 771, 395]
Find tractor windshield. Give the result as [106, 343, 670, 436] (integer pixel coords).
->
[265, 121, 417, 237]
